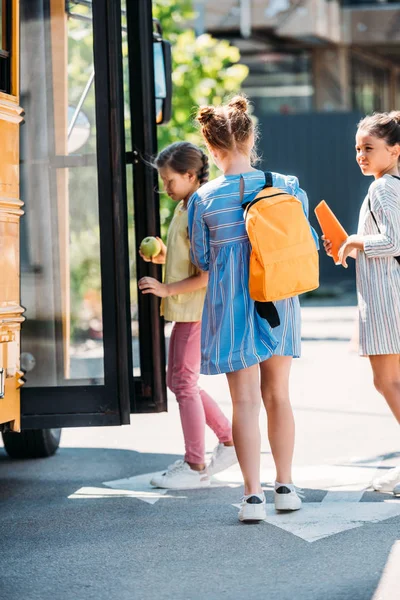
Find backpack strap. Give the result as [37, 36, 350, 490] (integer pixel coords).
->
[239, 175, 245, 204]
[368, 195, 400, 265]
[241, 171, 273, 210]
[255, 301, 281, 329]
[264, 171, 273, 188]
[368, 195, 380, 232]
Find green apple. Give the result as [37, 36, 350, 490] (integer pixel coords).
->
[140, 236, 161, 259]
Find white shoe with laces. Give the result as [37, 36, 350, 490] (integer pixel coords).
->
[274, 483, 304, 511]
[372, 466, 400, 493]
[238, 494, 267, 522]
[207, 443, 238, 476]
[150, 460, 210, 490]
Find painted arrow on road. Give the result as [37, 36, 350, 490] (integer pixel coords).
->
[68, 458, 400, 542]
[232, 501, 400, 543]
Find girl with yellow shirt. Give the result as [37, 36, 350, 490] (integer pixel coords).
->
[138, 142, 237, 489]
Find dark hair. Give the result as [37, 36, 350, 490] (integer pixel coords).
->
[155, 142, 209, 185]
[196, 95, 258, 162]
[358, 111, 400, 148]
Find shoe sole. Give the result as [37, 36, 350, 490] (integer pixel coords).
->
[372, 485, 397, 493]
[150, 480, 211, 490]
[208, 457, 238, 476]
[239, 506, 267, 522]
[274, 496, 302, 511]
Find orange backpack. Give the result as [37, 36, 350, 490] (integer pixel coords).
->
[241, 172, 319, 324]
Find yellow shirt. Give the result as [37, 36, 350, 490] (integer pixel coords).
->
[160, 201, 207, 322]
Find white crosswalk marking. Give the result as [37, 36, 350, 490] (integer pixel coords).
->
[372, 541, 400, 599]
[233, 502, 400, 543]
[68, 457, 400, 542]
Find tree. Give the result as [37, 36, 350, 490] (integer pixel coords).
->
[153, 0, 249, 236]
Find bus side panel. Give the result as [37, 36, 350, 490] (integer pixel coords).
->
[0, 101, 24, 431]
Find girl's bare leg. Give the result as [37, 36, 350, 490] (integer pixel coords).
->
[260, 356, 294, 483]
[226, 365, 262, 495]
[369, 355, 400, 424]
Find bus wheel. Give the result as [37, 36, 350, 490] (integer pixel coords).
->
[1, 428, 62, 459]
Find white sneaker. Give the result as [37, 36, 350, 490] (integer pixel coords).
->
[150, 460, 210, 490]
[274, 484, 303, 511]
[393, 483, 400, 497]
[372, 466, 400, 493]
[207, 443, 237, 476]
[238, 494, 267, 522]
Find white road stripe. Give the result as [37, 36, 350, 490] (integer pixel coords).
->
[372, 541, 400, 600]
[233, 502, 400, 543]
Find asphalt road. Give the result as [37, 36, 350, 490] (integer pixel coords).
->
[1, 306, 400, 600]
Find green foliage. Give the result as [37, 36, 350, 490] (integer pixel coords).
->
[153, 0, 248, 238]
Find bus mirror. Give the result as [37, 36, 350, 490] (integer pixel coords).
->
[67, 105, 91, 153]
[153, 39, 172, 125]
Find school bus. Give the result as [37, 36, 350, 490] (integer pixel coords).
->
[0, 0, 171, 457]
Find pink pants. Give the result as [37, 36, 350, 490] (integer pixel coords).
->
[167, 321, 232, 465]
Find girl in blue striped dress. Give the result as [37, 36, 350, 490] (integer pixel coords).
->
[323, 112, 400, 495]
[188, 96, 317, 521]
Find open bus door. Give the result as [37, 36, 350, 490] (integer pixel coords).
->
[0, 0, 171, 458]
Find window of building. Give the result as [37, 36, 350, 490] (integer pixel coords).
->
[351, 57, 390, 114]
[0, 0, 11, 93]
[242, 52, 313, 116]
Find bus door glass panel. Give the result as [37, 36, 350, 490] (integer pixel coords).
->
[20, 0, 104, 387]
[121, 0, 140, 377]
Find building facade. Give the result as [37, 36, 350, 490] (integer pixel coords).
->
[195, 0, 399, 288]
[196, 0, 399, 117]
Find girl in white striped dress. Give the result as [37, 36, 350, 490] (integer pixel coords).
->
[324, 112, 400, 494]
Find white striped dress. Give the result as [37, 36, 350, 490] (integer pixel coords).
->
[356, 174, 400, 356]
[187, 170, 318, 375]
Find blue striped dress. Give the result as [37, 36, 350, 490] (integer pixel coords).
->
[356, 174, 400, 356]
[187, 170, 318, 375]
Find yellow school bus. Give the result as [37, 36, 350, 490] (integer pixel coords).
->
[0, 0, 171, 457]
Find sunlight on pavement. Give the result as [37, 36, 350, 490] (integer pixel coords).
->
[372, 541, 400, 600]
[213, 461, 385, 491]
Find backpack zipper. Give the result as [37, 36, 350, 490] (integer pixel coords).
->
[244, 192, 287, 219]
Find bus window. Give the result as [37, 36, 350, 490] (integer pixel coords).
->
[0, 0, 11, 93]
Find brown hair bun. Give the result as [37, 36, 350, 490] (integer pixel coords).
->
[228, 95, 248, 113]
[389, 111, 400, 125]
[196, 94, 257, 161]
[197, 106, 216, 125]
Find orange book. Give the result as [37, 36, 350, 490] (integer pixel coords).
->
[314, 201, 348, 265]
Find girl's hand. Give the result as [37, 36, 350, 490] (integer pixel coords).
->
[321, 235, 333, 257]
[138, 276, 169, 298]
[338, 235, 363, 268]
[338, 240, 352, 268]
[138, 237, 167, 265]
